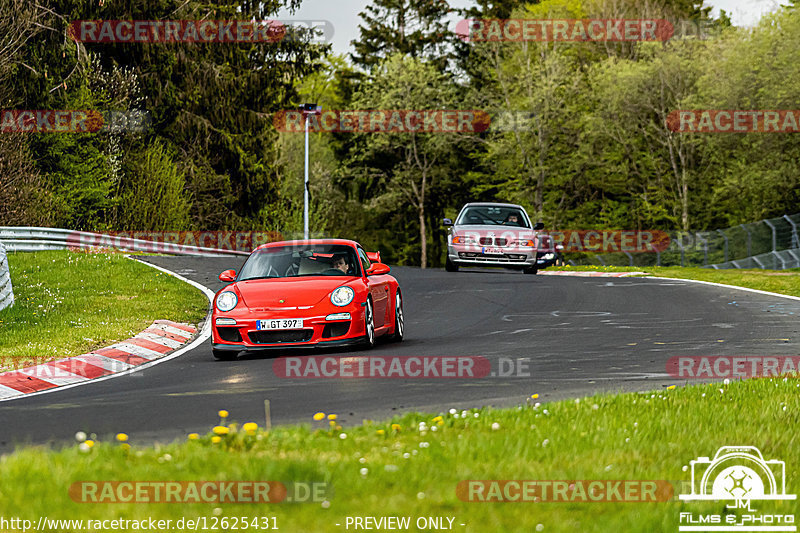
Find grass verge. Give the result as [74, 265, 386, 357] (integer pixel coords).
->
[0, 250, 208, 369]
[1, 378, 798, 532]
[549, 265, 800, 298]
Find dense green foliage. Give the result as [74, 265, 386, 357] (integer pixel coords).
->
[2, 0, 798, 266]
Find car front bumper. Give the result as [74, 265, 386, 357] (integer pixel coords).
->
[447, 245, 558, 269]
[211, 306, 367, 351]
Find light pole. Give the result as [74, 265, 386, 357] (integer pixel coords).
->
[300, 103, 322, 240]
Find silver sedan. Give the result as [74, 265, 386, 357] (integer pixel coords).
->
[443, 202, 559, 274]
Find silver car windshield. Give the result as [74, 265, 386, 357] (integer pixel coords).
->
[238, 244, 361, 280]
[456, 206, 530, 228]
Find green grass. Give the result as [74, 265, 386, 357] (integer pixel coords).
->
[550, 265, 800, 297]
[0, 250, 208, 369]
[1, 379, 798, 532]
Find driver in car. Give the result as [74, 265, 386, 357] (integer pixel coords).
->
[504, 213, 521, 226]
[331, 253, 351, 274]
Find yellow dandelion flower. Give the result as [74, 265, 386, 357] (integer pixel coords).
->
[243, 422, 258, 433]
[432, 416, 443, 422]
[376, 429, 385, 436]
[327, 414, 337, 420]
[437, 420, 444, 426]
[211, 436, 222, 444]
[212, 426, 229, 435]
[313, 412, 326, 421]
[391, 424, 401, 431]
[531, 394, 539, 399]
[187, 433, 199, 440]
[85, 440, 95, 448]
[218, 410, 229, 418]
[116, 433, 128, 442]
[667, 385, 676, 390]
[329, 420, 336, 427]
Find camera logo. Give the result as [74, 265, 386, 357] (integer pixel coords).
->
[678, 446, 795, 532]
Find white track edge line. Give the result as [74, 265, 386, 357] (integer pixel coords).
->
[0, 256, 214, 403]
[646, 276, 800, 302]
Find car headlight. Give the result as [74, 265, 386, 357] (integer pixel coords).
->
[216, 291, 238, 312]
[452, 235, 476, 244]
[330, 286, 355, 307]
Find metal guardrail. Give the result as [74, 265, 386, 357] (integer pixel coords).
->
[0, 242, 14, 311]
[710, 248, 800, 270]
[0, 227, 249, 256]
[567, 212, 800, 270]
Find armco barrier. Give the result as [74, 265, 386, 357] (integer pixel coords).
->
[0, 242, 13, 311]
[0, 227, 251, 256]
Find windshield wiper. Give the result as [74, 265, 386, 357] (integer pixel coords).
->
[240, 275, 281, 281]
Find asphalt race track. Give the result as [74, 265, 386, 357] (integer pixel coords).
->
[1, 256, 798, 451]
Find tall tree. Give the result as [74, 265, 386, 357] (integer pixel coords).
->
[351, 0, 454, 71]
[13, 0, 328, 230]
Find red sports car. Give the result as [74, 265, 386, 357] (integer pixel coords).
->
[211, 239, 403, 360]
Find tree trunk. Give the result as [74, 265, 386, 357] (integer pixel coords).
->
[681, 168, 689, 232]
[419, 206, 427, 269]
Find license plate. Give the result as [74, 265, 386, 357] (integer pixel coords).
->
[257, 318, 304, 330]
[482, 247, 504, 255]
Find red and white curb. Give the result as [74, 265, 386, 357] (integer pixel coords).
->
[539, 271, 647, 277]
[0, 257, 214, 402]
[0, 321, 197, 400]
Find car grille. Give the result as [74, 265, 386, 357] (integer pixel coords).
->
[458, 252, 527, 263]
[475, 237, 509, 246]
[217, 327, 242, 342]
[322, 322, 351, 338]
[248, 330, 313, 344]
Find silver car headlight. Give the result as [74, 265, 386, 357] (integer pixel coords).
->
[330, 286, 355, 307]
[216, 291, 238, 312]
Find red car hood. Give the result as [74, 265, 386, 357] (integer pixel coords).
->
[235, 277, 356, 309]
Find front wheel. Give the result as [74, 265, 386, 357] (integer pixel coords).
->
[363, 298, 376, 348]
[390, 291, 404, 342]
[523, 266, 538, 275]
[445, 258, 459, 272]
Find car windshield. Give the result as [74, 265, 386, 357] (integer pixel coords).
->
[237, 244, 360, 280]
[456, 206, 530, 228]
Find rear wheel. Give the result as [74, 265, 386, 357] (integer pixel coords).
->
[445, 258, 459, 272]
[363, 298, 376, 348]
[390, 291, 404, 342]
[212, 348, 238, 361]
[523, 266, 538, 275]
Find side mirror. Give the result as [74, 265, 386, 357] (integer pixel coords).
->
[366, 251, 382, 263]
[533, 222, 545, 230]
[442, 218, 453, 227]
[366, 263, 391, 276]
[219, 269, 237, 282]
